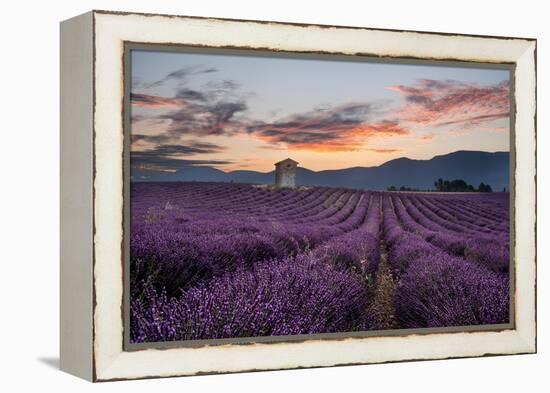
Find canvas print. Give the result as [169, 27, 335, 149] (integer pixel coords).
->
[128, 48, 511, 345]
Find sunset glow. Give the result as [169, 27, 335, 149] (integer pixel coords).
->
[130, 50, 510, 173]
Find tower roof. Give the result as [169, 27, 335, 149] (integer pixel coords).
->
[275, 158, 299, 166]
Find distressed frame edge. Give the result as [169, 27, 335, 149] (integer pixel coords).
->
[90, 11, 537, 381]
[123, 42, 517, 352]
[512, 40, 537, 354]
[92, 8, 537, 42]
[59, 11, 95, 381]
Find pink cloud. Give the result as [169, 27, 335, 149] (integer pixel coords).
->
[130, 93, 188, 108]
[387, 79, 510, 129]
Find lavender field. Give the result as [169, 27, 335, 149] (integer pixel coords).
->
[129, 182, 510, 343]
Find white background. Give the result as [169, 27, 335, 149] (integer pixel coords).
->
[0, 0, 546, 391]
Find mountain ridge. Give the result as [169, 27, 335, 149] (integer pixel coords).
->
[132, 150, 510, 191]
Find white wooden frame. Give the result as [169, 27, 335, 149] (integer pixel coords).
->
[60, 10, 537, 382]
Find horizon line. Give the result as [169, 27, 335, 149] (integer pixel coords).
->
[216, 149, 510, 174]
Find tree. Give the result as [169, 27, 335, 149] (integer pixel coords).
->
[478, 182, 493, 192]
[451, 179, 468, 191]
[433, 178, 488, 192]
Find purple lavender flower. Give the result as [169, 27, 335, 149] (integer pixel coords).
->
[131, 254, 371, 342]
[129, 182, 510, 342]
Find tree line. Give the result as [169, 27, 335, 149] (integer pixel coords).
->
[387, 179, 496, 192]
[433, 178, 493, 192]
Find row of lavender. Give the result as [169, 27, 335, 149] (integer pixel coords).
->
[130, 182, 510, 343]
[383, 193, 509, 327]
[130, 183, 374, 297]
[130, 182, 381, 342]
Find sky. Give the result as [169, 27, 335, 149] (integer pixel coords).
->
[130, 49, 511, 173]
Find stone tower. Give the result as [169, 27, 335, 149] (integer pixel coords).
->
[274, 158, 299, 188]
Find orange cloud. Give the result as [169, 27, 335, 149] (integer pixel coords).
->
[248, 104, 410, 151]
[350, 121, 410, 136]
[367, 148, 404, 154]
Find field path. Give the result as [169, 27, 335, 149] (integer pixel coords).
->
[368, 199, 398, 330]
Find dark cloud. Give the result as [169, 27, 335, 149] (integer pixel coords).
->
[153, 143, 226, 155]
[131, 134, 174, 144]
[143, 65, 218, 89]
[132, 76, 248, 138]
[132, 141, 225, 157]
[210, 102, 248, 124]
[131, 156, 232, 172]
[130, 93, 187, 108]
[131, 141, 229, 172]
[166, 66, 217, 79]
[205, 80, 241, 95]
[175, 88, 207, 101]
[159, 100, 248, 137]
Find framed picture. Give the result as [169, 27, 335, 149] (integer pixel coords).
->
[60, 10, 537, 382]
